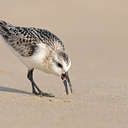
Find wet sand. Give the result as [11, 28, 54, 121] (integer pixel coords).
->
[0, 0, 128, 128]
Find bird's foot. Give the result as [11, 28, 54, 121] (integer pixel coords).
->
[40, 92, 55, 97]
[33, 90, 55, 97]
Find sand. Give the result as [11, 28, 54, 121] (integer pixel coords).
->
[0, 0, 128, 128]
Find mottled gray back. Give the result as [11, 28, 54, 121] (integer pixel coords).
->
[0, 20, 65, 57]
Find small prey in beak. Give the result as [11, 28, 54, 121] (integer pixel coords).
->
[61, 72, 72, 95]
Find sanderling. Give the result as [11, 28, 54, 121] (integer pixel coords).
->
[0, 20, 72, 97]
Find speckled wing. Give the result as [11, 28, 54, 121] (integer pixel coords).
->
[31, 28, 65, 51]
[0, 22, 39, 57]
[0, 21, 65, 57]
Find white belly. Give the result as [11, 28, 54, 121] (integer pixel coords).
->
[1, 37, 50, 72]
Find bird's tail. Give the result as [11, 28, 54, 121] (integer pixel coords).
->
[0, 20, 11, 36]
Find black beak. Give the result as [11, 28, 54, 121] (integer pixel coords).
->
[61, 72, 72, 95]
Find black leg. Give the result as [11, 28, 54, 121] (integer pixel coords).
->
[27, 69, 55, 97]
[27, 69, 37, 94]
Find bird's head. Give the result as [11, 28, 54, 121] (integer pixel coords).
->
[47, 50, 72, 94]
[49, 51, 71, 76]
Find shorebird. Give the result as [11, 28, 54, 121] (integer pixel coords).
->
[0, 20, 72, 97]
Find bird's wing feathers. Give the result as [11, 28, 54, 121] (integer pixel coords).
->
[0, 21, 65, 57]
[31, 28, 65, 51]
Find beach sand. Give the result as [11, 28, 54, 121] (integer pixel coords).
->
[0, 0, 128, 127]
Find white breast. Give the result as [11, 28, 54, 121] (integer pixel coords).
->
[1, 37, 49, 71]
[19, 43, 49, 71]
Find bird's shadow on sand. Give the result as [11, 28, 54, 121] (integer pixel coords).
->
[0, 86, 31, 95]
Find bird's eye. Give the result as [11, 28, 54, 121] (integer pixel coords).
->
[57, 63, 63, 68]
